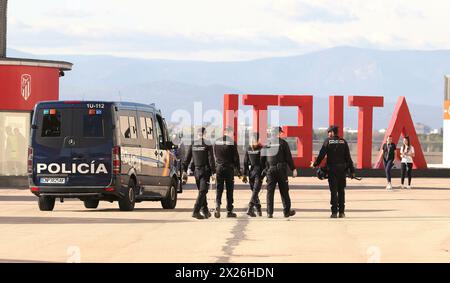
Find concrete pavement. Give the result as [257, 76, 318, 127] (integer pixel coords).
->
[0, 177, 449, 263]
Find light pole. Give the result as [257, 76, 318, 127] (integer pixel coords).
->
[0, 0, 7, 58]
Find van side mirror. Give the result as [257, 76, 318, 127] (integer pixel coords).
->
[165, 141, 175, 150]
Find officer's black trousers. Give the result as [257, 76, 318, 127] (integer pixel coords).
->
[248, 168, 262, 209]
[266, 165, 291, 215]
[328, 165, 346, 214]
[194, 168, 210, 213]
[215, 165, 234, 211]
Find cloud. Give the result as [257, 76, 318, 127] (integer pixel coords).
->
[293, 2, 358, 23]
[45, 9, 92, 19]
[7, 0, 450, 60]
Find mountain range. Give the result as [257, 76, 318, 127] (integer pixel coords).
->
[8, 46, 449, 129]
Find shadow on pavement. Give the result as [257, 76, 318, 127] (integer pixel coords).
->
[183, 184, 450, 190]
[0, 216, 191, 225]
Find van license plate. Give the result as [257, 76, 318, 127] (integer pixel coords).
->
[40, 178, 66, 184]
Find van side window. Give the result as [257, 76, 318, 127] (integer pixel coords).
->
[140, 117, 154, 140]
[139, 117, 147, 139]
[146, 118, 154, 140]
[129, 116, 138, 139]
[155, 115, 166, 148]
[41, 110, 62, 137]
[120, 116, 131, 139]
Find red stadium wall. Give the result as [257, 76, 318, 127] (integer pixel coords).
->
[0, 65, 60, 111]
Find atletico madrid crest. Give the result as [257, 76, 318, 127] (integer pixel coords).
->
[21, 74, 31, 101]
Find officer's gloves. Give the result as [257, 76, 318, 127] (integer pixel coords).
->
[292, 169, 298, 178]
[242, 175, 248, 184]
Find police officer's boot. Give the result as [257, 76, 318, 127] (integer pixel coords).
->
[227, 211, 237, 218]
[202, 208, 211, 219]
[330, 213, 338, 218]
[284, 210, 296, 218]
[267, 214, 273, 219]
[214, 207, 221, 219]
[192, 212, 205, 220]
[255, 205, 262, 217]
[339, 212, 346, 218]
[246, 205, 256, 217]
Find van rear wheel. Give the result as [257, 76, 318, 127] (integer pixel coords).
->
[38, 196, 55, 211]
[83, 199, 99, 209]
[119, 180, 136, 211]
[161, 179, 177, 209]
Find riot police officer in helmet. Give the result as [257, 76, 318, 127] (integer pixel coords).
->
[213, 126, 241, 218]
[261, 127, 297, 218]
[312, 125, 355, 219]
[183, 127, 216, 220]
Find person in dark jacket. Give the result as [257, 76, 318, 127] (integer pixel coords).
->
[243, 134, 264, 217]
[261, 127, 297, 218]
[313, 125, 355, 218]
[183, 127, 216, 220]
[382, 135, 396, 190]
[213, 126, 241, 218]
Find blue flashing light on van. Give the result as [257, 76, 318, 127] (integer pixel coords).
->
[29, 101, 181, 211]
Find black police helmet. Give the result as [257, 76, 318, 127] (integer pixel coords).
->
[327, 125, 339, 135]
[269, 126, 284, 135]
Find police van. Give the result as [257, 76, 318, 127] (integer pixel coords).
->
[29, 101, 180, 211]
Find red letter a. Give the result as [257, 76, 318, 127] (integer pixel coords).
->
[375, 97, 428, 169]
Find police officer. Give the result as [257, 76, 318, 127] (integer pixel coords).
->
[261, 127, 297, 218]
[213, 126, 241, 218]
[243, 134, 264, 217]
[183, 127, 216, 220]
[312, 125, 355, 218]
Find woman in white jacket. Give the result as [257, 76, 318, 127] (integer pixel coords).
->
[400, 136, 415, 189]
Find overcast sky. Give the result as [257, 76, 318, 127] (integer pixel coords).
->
[6, 0, 450, 61]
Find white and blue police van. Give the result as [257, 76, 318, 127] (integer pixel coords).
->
[28, 101, 180, 211]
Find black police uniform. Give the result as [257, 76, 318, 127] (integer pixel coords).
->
[261, 136, 296, 217]
[243, 143, 264, 216]
[313, 133, 355, 216]
[213, 135, 240, 215]
[183, 138, 215, 218]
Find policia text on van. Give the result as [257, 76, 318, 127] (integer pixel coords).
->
[29, 101, 181, 211]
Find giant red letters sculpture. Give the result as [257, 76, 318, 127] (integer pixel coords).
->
[279, 95, 313, 168]
[349, 96, 384, 169]
[374, 97, 427, 169]
[242, 95, 279, 143]
[329, 96, 344, 138]
[223, 94, 427, 170]
[223, 94, 239, 141]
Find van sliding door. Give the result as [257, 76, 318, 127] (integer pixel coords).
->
[137, 111, 159, 186]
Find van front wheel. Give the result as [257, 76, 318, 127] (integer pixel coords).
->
[119, 180, 136, 211]
[38, 196, 55, 211]
[161, 180, 177, 209]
